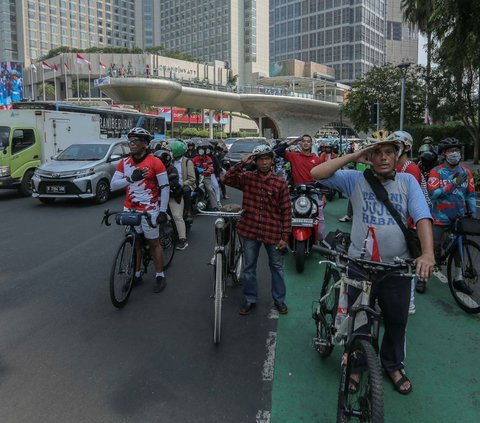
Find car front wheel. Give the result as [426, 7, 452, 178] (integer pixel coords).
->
[93, 180, 110, 204]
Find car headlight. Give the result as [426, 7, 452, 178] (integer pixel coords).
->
[293, 196, 312, 216]
[75, 168, 95, 178]
[0, 166, 10, 177]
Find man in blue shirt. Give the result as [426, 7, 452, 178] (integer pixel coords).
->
[311, 136, 434, 395]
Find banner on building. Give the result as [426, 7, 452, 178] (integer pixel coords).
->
[0, 61, 24, 107]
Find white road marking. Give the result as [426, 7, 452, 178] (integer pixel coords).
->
[256, 410, 271, 423]
[262, 331, 277, 381]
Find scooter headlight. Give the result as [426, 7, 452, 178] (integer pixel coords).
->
[293, 196, 312, 216]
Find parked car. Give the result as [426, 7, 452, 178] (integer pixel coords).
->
[224, 137, 239, 150]
[222, 137, 269, 168]
[31, 140, 129, 204]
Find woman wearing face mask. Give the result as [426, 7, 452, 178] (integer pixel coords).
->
[427, 138, 477, 295]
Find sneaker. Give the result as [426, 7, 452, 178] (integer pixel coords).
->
[338, 215, 352, 222]
[132, 275, 143, 288]
[176, 239, 188, 250]
[408, 304, 416, 315]
[453, 279, 474, 295]
[239, 301, 256, 315]
[416, 279, 426, 294]
[274, 302, 289, 315]
[153, 275, 167, 293]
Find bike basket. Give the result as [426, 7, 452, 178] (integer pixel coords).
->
[454, 217, 480, 235]
[115, 212, 142, 226]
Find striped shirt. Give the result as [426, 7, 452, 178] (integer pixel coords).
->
[222, 162, 292, 244]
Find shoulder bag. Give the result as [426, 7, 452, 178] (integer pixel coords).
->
[363, 169, 422, 258]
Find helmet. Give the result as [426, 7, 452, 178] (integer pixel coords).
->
[186, 139, 195, 147]
[171, 140, 187, 158]
[419, 149, 438, 164]
[154, 149, 172, 167]
[252, 144, 275, 159]
[423, 136, 434, 144]
[364, 129, 401, 152]
[127, 127, 153, 142]
[390, 131, 413, 149]
[438, 137, 463, 154]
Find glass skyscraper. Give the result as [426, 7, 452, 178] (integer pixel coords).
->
[0, 0, 137, 64]
[150, 0, 269, 85]
[269, 0, 387, 82]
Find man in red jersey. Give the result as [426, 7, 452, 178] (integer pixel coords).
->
[110, 127, 170, 293]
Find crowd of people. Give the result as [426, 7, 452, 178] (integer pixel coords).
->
[111, 127, 476, 396]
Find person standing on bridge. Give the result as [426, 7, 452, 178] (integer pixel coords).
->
[222, 145, 292, 315]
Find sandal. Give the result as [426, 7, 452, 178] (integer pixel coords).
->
[388, 369, 412, 395]
[348, 374, 361, 394]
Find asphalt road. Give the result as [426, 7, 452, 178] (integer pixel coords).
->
[0, 189, 279, 423]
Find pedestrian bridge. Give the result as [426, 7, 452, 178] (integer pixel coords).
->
[96, 77, 346, 138]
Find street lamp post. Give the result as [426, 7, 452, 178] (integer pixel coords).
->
[397, 61, 411, 131]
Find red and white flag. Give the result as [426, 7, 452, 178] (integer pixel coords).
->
[64, 62, 70, 72]
[76, 53, 89, 65]
[365, 226, 381, 262]
[41, 61, 52, 70]
[31, 63, 37, 73]
[53, 63, 58, 72]
[99, 60, 107, 69]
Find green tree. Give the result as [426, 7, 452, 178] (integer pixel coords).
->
[430, 0, 480, 161]
[401, 0, 434, 119]
[37, 83, 55, 100]
[342, 64, 425, 133]
[71, 80, 90, 98]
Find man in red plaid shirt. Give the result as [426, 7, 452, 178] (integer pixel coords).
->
[222, 145, 292, 315]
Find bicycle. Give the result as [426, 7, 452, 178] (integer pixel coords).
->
[435, 216, 480, 314]
[311, 243, 415, 423]
[102, 209, 176, 308]
[199, 204, 244, 344]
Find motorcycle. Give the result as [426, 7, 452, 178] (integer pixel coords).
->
[289, 183, 322, 273]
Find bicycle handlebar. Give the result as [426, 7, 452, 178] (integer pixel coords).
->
[311, 243, 415, 275]
[101, 209, 157, 228]
[198, 210, 243, 218]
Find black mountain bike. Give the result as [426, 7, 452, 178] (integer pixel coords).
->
[435, 216, 480, 314]
[102, 209, 175, 308]
[199, 205, 244, 344]
[312, 244, 415, 423]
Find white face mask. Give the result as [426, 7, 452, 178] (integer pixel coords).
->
[446, 151, 461, 166]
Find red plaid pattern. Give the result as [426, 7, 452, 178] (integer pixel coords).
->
[222, 162, 292, 244]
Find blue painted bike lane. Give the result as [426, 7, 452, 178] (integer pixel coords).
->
[271, 198, 480, 422]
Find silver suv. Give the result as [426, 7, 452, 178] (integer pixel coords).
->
[32, 140, 129, 204]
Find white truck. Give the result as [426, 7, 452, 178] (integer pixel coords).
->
[0, 109, 106, 196]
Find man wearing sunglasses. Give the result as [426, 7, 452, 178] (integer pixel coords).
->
[111, 127, 170, 293]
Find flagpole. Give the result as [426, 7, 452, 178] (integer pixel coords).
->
[54, 68, 57, 102]
[76, 63, 79, 99]
[30, 66, 34, 100]
[99, 66, 102, 99]
[64, 56, 68, 101]
[88, 67, 91, 100]
[42, 67, 46, 101]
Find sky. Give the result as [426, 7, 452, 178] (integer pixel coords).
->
[418, 33, 427, 65]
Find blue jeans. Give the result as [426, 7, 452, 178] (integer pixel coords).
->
[241, 237, 286, 305]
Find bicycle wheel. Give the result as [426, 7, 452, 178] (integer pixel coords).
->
[213, 251, 224, 344]
[447, 238, 480, 313]
[159, 222, 176, 270]
[337, 339, 384, 423]
[229, 231, 244, 286]
[110, 237, 136, 309]
[313, 263, 340, 358]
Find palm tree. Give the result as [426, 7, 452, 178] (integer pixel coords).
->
[401, 0, 434, 121]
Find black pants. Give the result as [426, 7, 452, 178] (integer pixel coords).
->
[348, 266, 410, 372]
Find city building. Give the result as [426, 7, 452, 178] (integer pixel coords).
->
[0, 0, 137, 65]
[269, 0, 418, 82]
[385, 0, 418, 65]
[144, 0, 270, 86]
